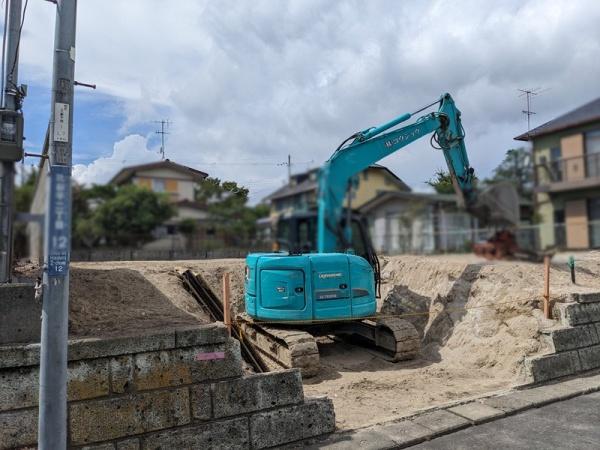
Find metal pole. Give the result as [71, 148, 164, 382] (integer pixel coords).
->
[38, 1, 77, 448]
[0, 0, 22, 283]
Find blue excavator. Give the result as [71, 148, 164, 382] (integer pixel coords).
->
[242, 93, 479, 376]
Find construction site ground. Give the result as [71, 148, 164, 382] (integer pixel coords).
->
[15, 251, 600, 430]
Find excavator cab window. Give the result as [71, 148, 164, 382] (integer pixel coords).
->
[275, 215, 315, 254]
[274, 213, 381, 295]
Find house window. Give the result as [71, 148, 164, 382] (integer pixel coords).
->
[589, 198, 600, 248]
[152, 179, 166, 193]
[554, 210, 566, 247]
[363, 171, 368, 181]
[549, 147, 562, 182]
[585, 130, 600, 178]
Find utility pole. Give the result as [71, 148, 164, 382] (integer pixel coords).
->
[0, 0, 24, 283]
[287, 154, 291, 183]
[153, 119, 170, 159]
[38, 1, 77, 448]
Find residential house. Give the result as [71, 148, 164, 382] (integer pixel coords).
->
[359, 191, 473, 254]
[263, 164, 411, 216]
[514, 97, 600, 249]
[109, 159, 209, 247]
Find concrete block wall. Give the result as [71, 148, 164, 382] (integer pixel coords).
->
[0, 283, 40, 344]
[525, 292, 600, 383]
[0, 323, 335, 449]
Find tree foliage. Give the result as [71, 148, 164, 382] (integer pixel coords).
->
[15, 167, 38, 212]
[195, 177, 268, 246]
[426, 147, 532, 199]
[483, 147, 532, 198]
[72, 184, 174, 247]
[426, 169, 456, 194]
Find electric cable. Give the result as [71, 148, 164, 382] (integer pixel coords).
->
[6, 0, 27, 93]
[0, 0, 8, 108]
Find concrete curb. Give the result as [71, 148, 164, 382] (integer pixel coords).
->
[308, 371, 600, 449]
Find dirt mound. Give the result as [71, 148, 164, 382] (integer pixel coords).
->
[379, 254, 600, 378]
[300, 254, 600, 428]
[14, 261, 209, 338]
[189, 259, 247, 315]
[68, 267, 205, 338]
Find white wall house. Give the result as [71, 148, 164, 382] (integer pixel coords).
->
[359, 191, 475, 254]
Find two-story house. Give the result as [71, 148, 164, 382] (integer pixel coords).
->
[263, 164, 411, 216]
[109, 159, 209, 241]
[515, 97, 600, 249]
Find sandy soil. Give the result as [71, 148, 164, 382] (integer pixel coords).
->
[14, 252, 599, 429]
[193, 252, 600, 429]
[301, 253, 600, 429]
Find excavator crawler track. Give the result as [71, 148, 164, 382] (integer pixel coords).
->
[238, 317, 320, 378]
[238, 315, 420, 377]
[374, 317, 421, 361]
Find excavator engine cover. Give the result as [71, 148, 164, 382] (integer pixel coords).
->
[245, 252, 376, 322]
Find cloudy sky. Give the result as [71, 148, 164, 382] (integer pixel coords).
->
[13, 0, 600, 202]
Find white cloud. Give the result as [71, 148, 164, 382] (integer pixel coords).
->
[72, 134, 160, 186]
[15, 0, 600, 201]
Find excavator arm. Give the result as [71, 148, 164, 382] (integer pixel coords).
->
[317, 93, 476, 253]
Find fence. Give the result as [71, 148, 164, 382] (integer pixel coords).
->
[70, 247, 269, 262]
[69, 222, 600, 261]
[372, 221, 600, 256]
[536, 152, 600, 185]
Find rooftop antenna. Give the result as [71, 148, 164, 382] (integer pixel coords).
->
[518, 88, 548, 136]
[153, 119, 171, 159]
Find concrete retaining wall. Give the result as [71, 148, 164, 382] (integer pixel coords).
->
[0, 323, 334, 449]
[525, 292, 600, 383]
[0, 283, 40, 344]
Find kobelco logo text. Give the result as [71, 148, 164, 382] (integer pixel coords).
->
[319, 272, 343, 279]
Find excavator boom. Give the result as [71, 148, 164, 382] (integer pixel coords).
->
[317, 93, 476, 253]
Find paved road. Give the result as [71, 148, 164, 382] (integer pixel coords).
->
[410, 391, 600, 449]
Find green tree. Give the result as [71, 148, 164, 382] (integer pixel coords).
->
[483, 147, 532, 198]
[94, 185, 175, 246]
[195, 178, 268, 246]
[425, 169, 455, 194]
[71, 183, 117, 248]
[13, 167, 38, 258]
[15, 167, 38, 212]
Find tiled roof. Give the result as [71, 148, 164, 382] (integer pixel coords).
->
[359, 190, 457, 213]
[514, 97, 600, 141]
[263, 164, 410, 202]
[110, 159, 208, 185]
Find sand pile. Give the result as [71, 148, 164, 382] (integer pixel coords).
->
[189, 259, 247, 315]
[379, 254, 600, 379]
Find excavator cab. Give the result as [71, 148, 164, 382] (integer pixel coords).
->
[272, 211, 381, 294]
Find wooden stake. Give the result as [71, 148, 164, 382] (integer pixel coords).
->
[543, 255, 552, 319]
[222, 272, 232, 336]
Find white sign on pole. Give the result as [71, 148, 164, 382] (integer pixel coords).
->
[54, 102, 70, 142]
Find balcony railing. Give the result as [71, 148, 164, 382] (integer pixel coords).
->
[536, 153, 600, 188]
